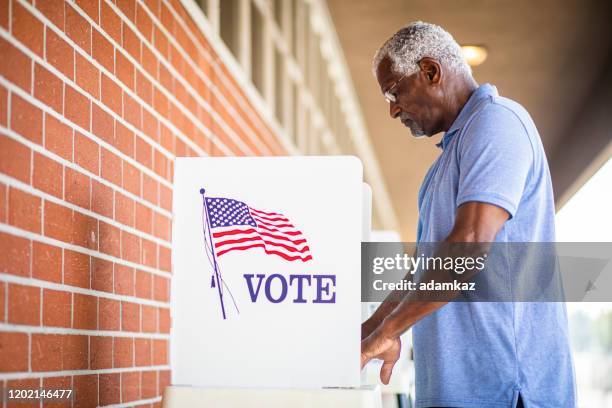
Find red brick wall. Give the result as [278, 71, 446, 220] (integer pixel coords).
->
[0, 0, 285, 406]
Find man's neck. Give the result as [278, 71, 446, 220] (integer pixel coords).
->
[440, 77, 479, 132]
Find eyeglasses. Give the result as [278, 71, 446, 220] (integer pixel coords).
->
[383, 73, 409, 104]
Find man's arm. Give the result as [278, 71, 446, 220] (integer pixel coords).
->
[360, 201, 509, 383]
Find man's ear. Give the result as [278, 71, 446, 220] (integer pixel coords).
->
[418, 58, 442, 84]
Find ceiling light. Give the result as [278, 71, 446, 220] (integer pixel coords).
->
[461, 45, 488, 67]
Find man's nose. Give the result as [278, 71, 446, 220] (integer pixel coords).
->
[389, 102, 401, 119]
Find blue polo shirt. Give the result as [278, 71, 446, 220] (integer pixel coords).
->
[413, 84, 576, 407]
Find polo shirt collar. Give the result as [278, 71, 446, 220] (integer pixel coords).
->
[437, 83, 498, 149]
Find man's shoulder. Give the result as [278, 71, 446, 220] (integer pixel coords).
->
[476, 94, 537, 135]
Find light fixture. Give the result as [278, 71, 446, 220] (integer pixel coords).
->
[461, 45, 488, 67]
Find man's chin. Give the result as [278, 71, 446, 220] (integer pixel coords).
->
[410, 129, 428, 139]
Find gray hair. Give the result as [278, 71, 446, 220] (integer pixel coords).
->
[372, 21, 471, 78]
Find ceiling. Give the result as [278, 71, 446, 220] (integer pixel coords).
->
[326, 0, 612, 240]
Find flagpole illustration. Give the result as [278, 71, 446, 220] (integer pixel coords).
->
[200, 188, 227, 320]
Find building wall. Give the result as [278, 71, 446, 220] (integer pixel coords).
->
[0, 0, 285, 406]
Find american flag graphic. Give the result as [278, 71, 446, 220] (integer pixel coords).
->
[204, 197, 313, 262]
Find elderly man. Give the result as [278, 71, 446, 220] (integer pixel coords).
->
[361, 22, 576, 407]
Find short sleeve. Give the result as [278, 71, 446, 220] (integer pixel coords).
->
[456, 104, 533, 218]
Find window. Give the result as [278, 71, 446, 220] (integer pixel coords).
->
[250, 3, 265, 94]
[220, 0, 239, 58]
[274, 46, 284, 126]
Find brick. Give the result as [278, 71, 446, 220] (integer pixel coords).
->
[73, 293, 97, 330]
[141, 304, 157, 333]
[0, 183, 4, 223]
[0, 85, 6, 126]
[153, 212, 170, 241]
[101, 148, 122, 186]
[136, 72, 153, 107]
[92, 29, 114, 73]
[75, 131, 99, 175]
[76, 53, 100, 99]
[92, 104, 114, 143]
[136, 3, 153, 41]
[65, 86, 91, 131]
[45, 114, 73, 161]
[91, 257, 113, 292]
[33, 153, 63, 198]
[46, 28, 74, 80]
[135, 337, 151, 366]
[121, 301, 140, 332]
[159, 184, 172, 211]
[153, 339, 168, 365]
[101, 0, 121, 43]
[159, 307, 170, 333]
[62, 334, 88, 370]
[159, 245, 171, 272]
[153, 275, 169, 302]
[64, 167, 91, 210]
[101, 74, 122, 115]
[6, 378, 41, 405]
[99, 373, 120, 405]
[114, 263, 134, 296]
[0, 37, 32, 92]
[142, 110, 158, 143]
[73, 374, 98, 408]
[12, 1, 44, 56]
[153, 150, 167, 179]
[76, 0, 99, 23]
[121, 230, 140, 263]
[135, 269, 152, 299]
[66, 4, 91, 54]
[141, 239, 157, 268]
[0, 231, 30, 277]
[0, 135, 31, 184]
[36, 0, 65, 30]
[135, 202, 152, 234]
[11, 94, 43, 144]
[33, 64, 63, 114]
[123, 162, 141, 196]
[141, 370, 157, 398]
[114, 337, 133, 368]
[99, 221, 121, 258]
[44, 200, 72, 242]
[116, 50, 135, 89]
[0, 332, 29, 372]
[0, 281, 3, 321]
[114, 121, 135, 157]
[64, 249, 90, 289]
[123, 92, 141, 128]
[159, 370, 171, 395]
[136, 139, 153, 171]
[141, 42, 157, 78]
[8, 187, 42, 233]
[42, 288, 72, 328]
[114, 192, 134, 226]
[0, 0, 6, 29]
[117, 0, 136, 22]
[91, 179, 113, 218]
[43, 377, 72, 407]
[32, 241, 62, 283]
[71, 211, 98, 249]
[98, 297, 119, 331]
[153, 88, 169, 118]
[90, 336, 112, 369]
[8, 283, 40, 325]
[142, 174, 159, 205]
[121, 371, 140, 402]
[31, 333, 62, 371]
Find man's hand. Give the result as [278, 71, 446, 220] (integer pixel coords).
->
[360, 329, 402, 385]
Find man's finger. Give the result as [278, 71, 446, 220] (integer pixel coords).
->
[380, 360, 397, 385]
[360, 352, 371, 370]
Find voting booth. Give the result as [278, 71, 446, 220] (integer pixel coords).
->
[166, 156, 382, 406]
